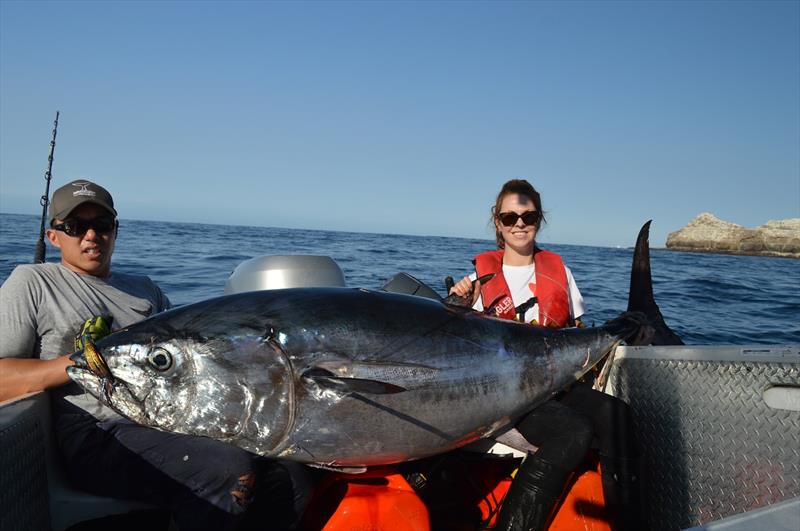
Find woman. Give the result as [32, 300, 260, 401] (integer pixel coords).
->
[450, 179, 584, 328]
[448, 180, 642, 531]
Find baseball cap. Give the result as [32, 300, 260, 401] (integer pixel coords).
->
[48, 180, 117, 224]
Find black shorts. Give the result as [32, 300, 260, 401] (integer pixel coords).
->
[53, 402, 313, 531]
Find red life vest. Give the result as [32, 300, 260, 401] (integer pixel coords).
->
[473, 249, 571, 328]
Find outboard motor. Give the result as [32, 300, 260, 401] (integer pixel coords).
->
[224, 255, 346, 294]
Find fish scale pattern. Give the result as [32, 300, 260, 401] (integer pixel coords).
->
[0, 415, 51, 531]
[607, 358, 799, 531]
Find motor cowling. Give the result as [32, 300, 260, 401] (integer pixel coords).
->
[224, 255, 346, 294]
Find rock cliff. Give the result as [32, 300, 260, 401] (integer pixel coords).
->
[666, 213, 800, 258]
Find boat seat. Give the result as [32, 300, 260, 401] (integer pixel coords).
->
[0, 391, 156, 531]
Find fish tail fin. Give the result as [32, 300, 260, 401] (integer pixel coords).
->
[621, 221, 683, 346]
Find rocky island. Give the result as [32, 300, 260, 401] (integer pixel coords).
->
[666, 213, 800, 258]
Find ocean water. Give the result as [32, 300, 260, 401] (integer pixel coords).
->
[1, 213, 798, 345]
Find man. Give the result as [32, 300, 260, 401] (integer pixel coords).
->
[0, 180, 310, 530]
[0, 180, 169, 402]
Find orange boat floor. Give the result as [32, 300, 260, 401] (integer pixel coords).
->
[303, 454, 611, 531]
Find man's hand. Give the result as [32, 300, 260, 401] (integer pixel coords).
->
[74, 315, 113, 351]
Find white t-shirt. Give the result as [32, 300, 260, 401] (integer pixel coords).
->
[469, 263, 585, 323]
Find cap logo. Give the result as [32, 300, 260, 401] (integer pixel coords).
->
[72, 181, 96, 198]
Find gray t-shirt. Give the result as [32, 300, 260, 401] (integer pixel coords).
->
[0, 263, 171, 418]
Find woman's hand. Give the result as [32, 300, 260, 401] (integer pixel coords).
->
[449, 275, 482, 306]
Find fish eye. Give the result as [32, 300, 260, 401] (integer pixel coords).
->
[147, 348, 173, 372]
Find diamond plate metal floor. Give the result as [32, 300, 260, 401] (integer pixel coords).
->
[607, 351, 799, 531]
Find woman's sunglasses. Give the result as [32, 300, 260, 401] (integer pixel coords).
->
[51, 217, 117, 237]
[497, 210, 540, 227]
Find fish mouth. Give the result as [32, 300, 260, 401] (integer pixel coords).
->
[69, 349, 88, 368]
[70, 341, 116, 401]
[70, 341, 114, 380]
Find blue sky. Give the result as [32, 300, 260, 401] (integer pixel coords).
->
[1, 1, 798, 247]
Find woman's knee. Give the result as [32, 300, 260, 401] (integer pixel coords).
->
[516, 400, 594, 469]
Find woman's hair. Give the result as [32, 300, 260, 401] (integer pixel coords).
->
[491, 179, 546, 249]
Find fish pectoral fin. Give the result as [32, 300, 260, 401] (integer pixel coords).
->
[302, 368, 407, 394]
[312, 360, 439, 385]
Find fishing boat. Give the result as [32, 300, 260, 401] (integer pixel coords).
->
[1, 255, 798, 531]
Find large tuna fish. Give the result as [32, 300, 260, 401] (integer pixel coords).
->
[67, 223, 669, 469]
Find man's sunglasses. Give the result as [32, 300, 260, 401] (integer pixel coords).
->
[497, 210, 540, 227]
[51, 217, 117, 237]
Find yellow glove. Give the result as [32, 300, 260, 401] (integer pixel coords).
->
[74, 315, 114, 351]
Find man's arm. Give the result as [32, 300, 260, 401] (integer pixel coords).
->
[0, 266, 73, 402]
[0, 355, 72, 402]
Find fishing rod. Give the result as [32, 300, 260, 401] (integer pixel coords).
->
[33, 111, 60, 264]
